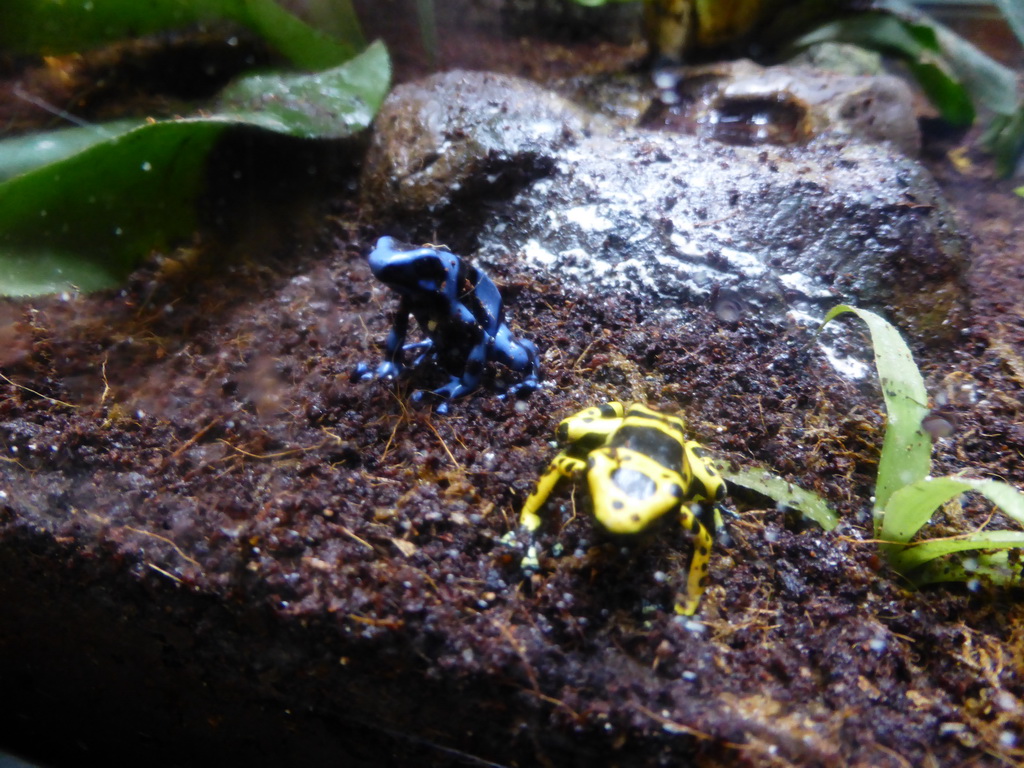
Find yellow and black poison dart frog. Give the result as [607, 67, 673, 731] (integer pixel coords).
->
[518, 402, 726, 615]
[355, 236, 540, 413]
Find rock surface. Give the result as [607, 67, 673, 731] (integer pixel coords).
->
[640, 59, 922, 156]
[363, 69, 967, 338]
[361, 70, 587, 222]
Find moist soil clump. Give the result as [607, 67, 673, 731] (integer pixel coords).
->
[2, 22, 1024, 768]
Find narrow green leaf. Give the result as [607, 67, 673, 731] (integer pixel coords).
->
[903, 58, 975, 126]
[912, 550, 1023, 587]
[416, 0, 439, 66]
[821, 305, 931, 532]
[892, 531, 1024, 574]
[984, 107, 1024, 178]
[793, 14, 975, 125]
[234, 0, 363, 70]
[930, 22, 1019, 118]
[716, 462, 838, 531]
[0, 43, 391, 296]
[568, 0, 639, 6]
[874, 0, 1019, 117]
[0, 0, 363, 69]
[882, 476, 1024, 550]
[993, 0, 1024, 47]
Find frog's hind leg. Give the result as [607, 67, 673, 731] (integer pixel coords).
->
[491, 331, 540, 399]
[674, 505, 715, 616]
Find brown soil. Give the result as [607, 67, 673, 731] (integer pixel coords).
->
[1, 9, 1024, 768]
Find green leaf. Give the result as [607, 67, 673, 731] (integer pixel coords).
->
[716, 462, 838, 531]
[236, 0, 364, 70]
[983, 107, 1024, 178]
[881, 476, 1024, 551]
[892, 530, 1024, 575]
[928, 23, 1018, 119]
[874, 0, 1019, 116]
[0, 120, 145, 184]
[821, 306, 931, 533]
[0, 42, 391, 296]
[993, 0, 1024, 48]
[793, 13, 975, 125]
[217, 39, 390, 138]
[568, 0, 638, 6]
[0, 0, 364, 69]
[0, 120, 222, 295]
[903, 58, 975, 126]
[912, 550, 1023, 587]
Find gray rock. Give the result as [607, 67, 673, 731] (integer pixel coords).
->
[662, 60, 921, 156]
[362, 70, 967, 338]
[361, 70, 587, 221]
[569, 59, 921, 155]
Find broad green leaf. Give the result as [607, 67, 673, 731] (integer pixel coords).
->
[217, 40, 390, 138]
[876, 0, 1022, 173]
[0, 0, 364, 70]
[0, 120, 145, 184]
[0, 120, 222, 294]
[821, 306, 931, 532]
[881, 476, 1024, 549]
[0, 42, 391, 296]
[794, 14, 934, 63]
[716, 462, 838, 530]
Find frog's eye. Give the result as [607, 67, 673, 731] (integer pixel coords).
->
[611, 467, 657, 500]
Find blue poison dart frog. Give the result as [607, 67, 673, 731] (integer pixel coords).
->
[354, 236, 540, 412]
[515, 402, 727, 615]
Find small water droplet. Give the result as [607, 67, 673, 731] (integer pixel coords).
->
[713, 295, 743, 323]
[922, 410, 956, 439]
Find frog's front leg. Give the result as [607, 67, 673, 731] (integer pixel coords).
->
[375, 298, 413, 379]
[402, 339, 435, 369]
[517, 452, 587, 571]
[674, 505, 715, 616]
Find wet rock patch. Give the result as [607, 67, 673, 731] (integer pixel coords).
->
[363, 69, 967, 338]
